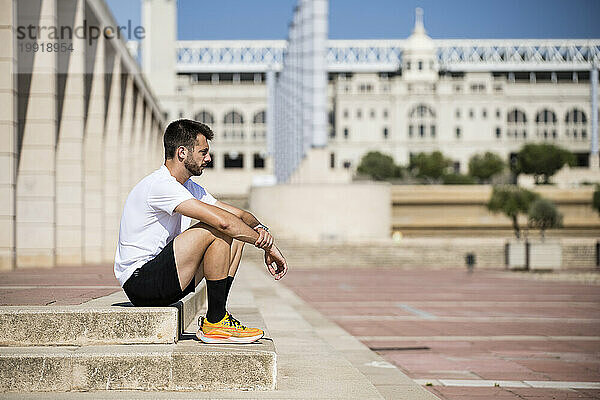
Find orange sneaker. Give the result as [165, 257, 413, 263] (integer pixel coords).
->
[197, 312, 264, 344]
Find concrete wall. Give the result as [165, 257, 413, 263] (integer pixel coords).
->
[0, 0, 165, 269]
[249, 182, 390, 242]
[242, 237, 598, 270]
[391, 185, 600, 237]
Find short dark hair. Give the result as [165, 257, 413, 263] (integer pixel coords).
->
[164, 119, 214, 160]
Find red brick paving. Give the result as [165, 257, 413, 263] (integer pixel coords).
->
[283, 268, 600, 400]
[0, 264, 120, 305]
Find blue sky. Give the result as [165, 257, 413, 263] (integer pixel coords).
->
[106, 0, 600, 40]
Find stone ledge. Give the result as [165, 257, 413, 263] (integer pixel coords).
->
[0, 339, 276, 392]
[0, 282, 206, 346]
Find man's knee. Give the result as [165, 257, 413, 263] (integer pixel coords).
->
[186, 221, 233, 246]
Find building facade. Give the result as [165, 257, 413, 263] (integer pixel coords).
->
[143, 2, 600, 196]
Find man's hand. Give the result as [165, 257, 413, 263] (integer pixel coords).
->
[264, 245, 288, 280]
[254, 226, 274, 250]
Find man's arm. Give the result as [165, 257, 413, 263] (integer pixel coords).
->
[213, 200, 262, 229]
[212, 200, 273, 249]
[176, 198, 286, 280]
[174, 199, 261, 246]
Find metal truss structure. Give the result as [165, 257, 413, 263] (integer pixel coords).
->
[176, 39, 600, 73]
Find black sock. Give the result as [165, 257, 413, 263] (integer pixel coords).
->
[206, 277, 228, 323]
[225, 276, 234, 300]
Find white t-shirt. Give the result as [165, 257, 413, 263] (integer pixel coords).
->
[114, 165, 217, 286]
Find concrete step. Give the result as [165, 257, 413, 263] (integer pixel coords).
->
[0, 307, 276, 392]
[0, 283, 206, 346]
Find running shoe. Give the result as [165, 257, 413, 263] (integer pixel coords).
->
[197, 312, 264, 344]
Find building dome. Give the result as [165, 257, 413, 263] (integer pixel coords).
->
[404, 8, 435, 51]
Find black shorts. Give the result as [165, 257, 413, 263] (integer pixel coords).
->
[123, 239, 195, 306]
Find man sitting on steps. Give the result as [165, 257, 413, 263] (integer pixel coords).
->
[114, 119, 288, 344]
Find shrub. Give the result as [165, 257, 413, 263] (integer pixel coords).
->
[487, 185, 539, 239]
[512, 144, 575, 184]
[442, 173, 476, 185]
[527, 198, 563, 240]
[409, 151, 453, 182]
[356, 151, 400, 181]
[468, 152, 505, 183]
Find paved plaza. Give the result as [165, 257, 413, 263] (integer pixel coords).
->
[1, 263, 600, 399]
[283, 267, 600, 399]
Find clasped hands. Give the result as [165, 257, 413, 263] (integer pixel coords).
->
[253, 226, 288, 280]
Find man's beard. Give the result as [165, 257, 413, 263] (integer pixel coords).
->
[184, 157, 204, 176]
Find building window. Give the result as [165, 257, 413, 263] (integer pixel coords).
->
[356, 109, 362, 119]
[383, 127, 389, 139]
[330, 152, 335, 169]
[224, 152, 244, 168]
[253, 153, 265, 169]
[535, 109, 557, 140]
[406, 61, 411, 70]
[469, 109, 474, 119]
[343, 109, 349, 118]
[565, 108, 587, 140]
[343, 161, 352, 169]
[495, 127, 501, 138]
[496, 109, 501, 118]
[482, 109, 487, 119]
[409, 125, 413, 138]
[195, 110, 214, 124]
[507, 108, 527, 139]
[223, 110, 244, 140]
[370, 109, 375, 118]
[418, 60, 423, 70]
[344, 128, 349, 139]
[252, 110, 266, 140]
[430, 125, 436, 137]
[408, 104, 436, 141]
[455, 109, 461, 119]
[383, 109, 389, 119]
[456, 127, 461, 138]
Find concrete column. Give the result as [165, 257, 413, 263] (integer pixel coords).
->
[119, 74, 134, 209]
[142, 0, 176, 116]
[144, 103, 153, 173]
[590, 64, 599, 169]
[155, 118, 163, 166]
[0, 0, 17, 270]
[16, 0, 57, 268]
[131, 93, 145, 183]
[83, 29, 104, 264]
[55, 0, 85, 265]
[102, 50, 121, 262]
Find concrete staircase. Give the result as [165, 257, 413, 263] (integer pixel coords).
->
[0, 283, 276, 392]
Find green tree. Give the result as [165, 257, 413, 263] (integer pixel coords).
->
[409, 151, 452, 182]
[512, 144, 575, 184]
[468, 152, 505, 183]
[593, 184, 600, 216]
[487, 185, 540, 239]
[527, 198, 563, 240]
[356, 151, 400, 181]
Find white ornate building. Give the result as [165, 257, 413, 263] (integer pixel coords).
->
[142, 1, 600, 196]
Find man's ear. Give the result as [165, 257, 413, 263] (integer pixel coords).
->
[177, 146, 187, 161]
